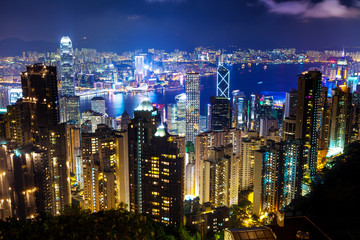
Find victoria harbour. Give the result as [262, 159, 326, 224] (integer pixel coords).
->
[81, 63, 318, 117]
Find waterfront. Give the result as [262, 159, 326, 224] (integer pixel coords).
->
[80, 63, 319, 117]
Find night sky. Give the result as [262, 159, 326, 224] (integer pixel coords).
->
[1, 0, 360, 51]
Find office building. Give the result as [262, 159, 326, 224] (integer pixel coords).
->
[91, 96, 106, 115]
[59, 96, 80, 124]
[209, 96, 231, 131]
[82, 110, 105, 133]
[60, 36, 75, 96]
[232, 90, 247, 129]
[185, 73, 200, 143]
[284, 89, 297, 118]
[176, 93, 187, 136]
[217, 65, 230, 98]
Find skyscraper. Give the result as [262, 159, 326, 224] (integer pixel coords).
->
[91, 96, 106, 115]
[128, 98, 160, 213]
[328, 86, 352, 157]
[216, 65, 230, 98]
[209, 96, 231, 131]
[295, 70, 322, 181]
[232, 90, 247, 130]
[82, 125, 129, 212]
[141, 126, 184, 226]
[185, 73, 200, 143]
[284, 89, 297, 118]
[60, 36, 75, 96]
[21, 64, 59, 146]
[59, 96, 80, 124]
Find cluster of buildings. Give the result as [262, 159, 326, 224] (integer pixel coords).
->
[1, 37, 360, 237]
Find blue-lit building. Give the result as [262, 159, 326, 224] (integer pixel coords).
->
[253, 140, 302, 216]
[217, 65, 230, 98]
[60, 36, 75, 96]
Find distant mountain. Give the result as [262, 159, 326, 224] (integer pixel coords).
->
[0, 38, 57, 57]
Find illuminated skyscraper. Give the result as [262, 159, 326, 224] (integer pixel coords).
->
[141, 126, 184, 226]
[253, 140, 302, 216]
[295, 70, 322, 181]
[128, 98, 160, 213]
[240, 131, 263, 191]
[21, 64, 59, 146]
[327, 86, 352, 157]
[217, 65, 230, 98]
[336, 53, 348, 83]
[185, 73, 200, 143]
[176, 93, 187, 136]
[59, 96, 80, 124]
[91, 96, 106, 115]
[209, 96, 231, 131]
[82, 125, 129, 212]
[232, 90, 247, 129]
[60, 36, 75, 96]
[284, 89, 297, 118]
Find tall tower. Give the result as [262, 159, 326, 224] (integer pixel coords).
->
[21, 63, 59, 145]
[295, 70, 322, 181]
[128, 98, 160, 213]
[217, 65, 230, 98]
[185, 73, 200, 144]
[60, 36, 75, 96]
[209, 96, 231, 131]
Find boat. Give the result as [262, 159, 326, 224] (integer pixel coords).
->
[248, 63, 251, 68]
[241, 64, 245, 69]
[258, 81, 263, 84]
[264, 65, 267, 70]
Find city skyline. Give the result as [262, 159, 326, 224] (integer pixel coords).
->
[1, 1, 360, 239]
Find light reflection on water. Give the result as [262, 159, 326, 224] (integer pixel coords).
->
[80, 63, 318, 118]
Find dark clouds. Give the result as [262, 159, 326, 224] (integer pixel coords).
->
[0, 0, 360, 51]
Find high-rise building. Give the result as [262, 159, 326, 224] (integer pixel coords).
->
[284, 89, 297, 118]
[60, 36, 75, 96]
[21, 63, 59, 146]
[59, 96, 80, 124]
[240, 131, 263, 191]
[128, 98, 160, 213]
[19, 64, 71, 216]
[195, 129, 241, 198]
[295, 70, 322, 180]
[141, 126, 184, 226]
[232, 90, 247, 130]
[167, 103, 177, 135]
[82, 125, 129, 212]
[327, 86, 353, 157]
[253, 140, 302, 216]
[209, 96, 231, 131]
[199, 145, 239, 207]
[82, 110, 105, 133]
[185, 73, 200, 143]
[176, 93, 187, 136]
[118, 110, 131, 131]
[91, 96, 106, 115]
[217, 65, 230, 98]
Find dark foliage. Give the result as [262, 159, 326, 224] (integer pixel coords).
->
[0, 205, 197, 240]
[292, 141, 360, 240]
